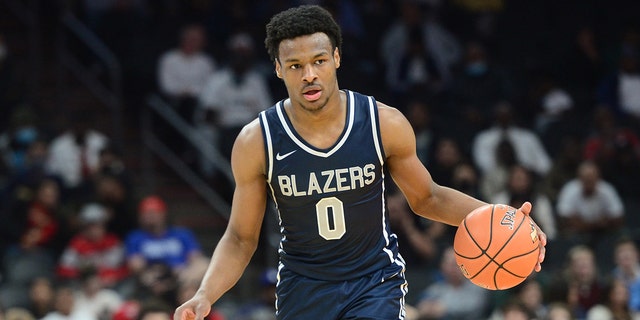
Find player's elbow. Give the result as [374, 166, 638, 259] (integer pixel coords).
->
[224, 228, 261, 256]
[406, 182, 441, 220]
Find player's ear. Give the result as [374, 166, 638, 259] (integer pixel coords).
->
[274, 59, 283, 78]
[334, 47, 340, 69]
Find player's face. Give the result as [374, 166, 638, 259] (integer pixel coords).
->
[275, 32, 341, 112]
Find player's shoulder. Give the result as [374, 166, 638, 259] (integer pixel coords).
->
[375, 100, 410, 128]
[232, 118, 267, 175]
[235, 118, 264, 149]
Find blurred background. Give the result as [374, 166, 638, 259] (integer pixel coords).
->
[1, 0, 640, 319]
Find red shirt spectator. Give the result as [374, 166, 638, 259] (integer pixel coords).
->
[57, 203, 128, 286]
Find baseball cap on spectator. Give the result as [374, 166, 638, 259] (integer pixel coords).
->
[79, 203, 108, 224]
[138, 195, 167, 215]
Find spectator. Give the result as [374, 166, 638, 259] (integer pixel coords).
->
[26, 277, 54, 319]
[40, 284, 96, 320]
[157, 23, 215, 123]
[516, 279, 549, 320]
[232, 268, 277, 320]
[387, 190, 450, 267]
[556, 161, 624, 241]
[547, 245, 606, 320]
[94, 144, 137, 237]
[5, 177, 62, 253]
[73, 268, 123, 320]
[56, 203, 129, 288]
[586, 280, 633, 320]
[542, 136, 583, 204]
[94, 173, 136, 238]
[491, 165, 557, 241]
[136, 302, 172, 320]
[196, 31, 272, 161]
[532, 75, 577, 154]
[493, 300, 537, 320]
[132, 263, 178, 308]
[472, 101, 552, 178]
[582, 107, 640, 199]
[597, 28, 640, 131]
[380, 1, 460, 104]
[450, 162, 483, 200]
[488, 279, 548, 320]
[406, 99, 436, 166]
[125, 195, 207, 285]
[0, 136, 50, 204]
[416, 247, 490, 320]
[0, 106, 42, 175]
[45, 116, 109, 201]
[428, 137, 465, 188]
[611, 237, 640, 288]
[544, 302, 574, 320]
[0, 247, 55, 311]
[479, 137, 518, 200]
[446, 41, 515, 144]
[560, 26, 604, 109]
[615, 237, 640, 317]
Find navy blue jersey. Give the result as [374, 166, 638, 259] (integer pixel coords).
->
[259, 90, 404, 281]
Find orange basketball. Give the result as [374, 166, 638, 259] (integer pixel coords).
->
[453, 204, 540, 290]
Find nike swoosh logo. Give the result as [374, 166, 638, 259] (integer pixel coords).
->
[276, 150, 296, 161]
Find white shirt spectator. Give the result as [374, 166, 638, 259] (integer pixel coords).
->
[75, 289, 123, 319]
[46, 130, 108, 188]
[619, 73, 640, 118]
[381, 12, 461, 86]
[158, 49, 215, 98]
[472, 127, 552, 176]
[198, 68, 272, 128]
[556, 179, 624, 222]
[40, 310, 97, 320]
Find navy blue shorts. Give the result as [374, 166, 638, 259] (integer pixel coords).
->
[275, 263, 408, 320]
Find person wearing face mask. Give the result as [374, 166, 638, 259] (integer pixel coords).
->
[0, 106, 41, 175]
[445, 40, 515, 147]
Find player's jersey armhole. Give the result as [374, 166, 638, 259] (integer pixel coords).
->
[367, 96, 385, 166]
[259, 108, 275, 183]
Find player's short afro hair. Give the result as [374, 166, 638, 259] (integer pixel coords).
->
[264, 5, 342, 63]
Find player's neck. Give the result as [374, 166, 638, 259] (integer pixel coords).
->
[286, 90, 346, 149]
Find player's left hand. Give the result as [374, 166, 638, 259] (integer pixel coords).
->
[518, 201, 547, 272]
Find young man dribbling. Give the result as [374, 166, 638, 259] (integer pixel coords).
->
[175, 5, 547, 320]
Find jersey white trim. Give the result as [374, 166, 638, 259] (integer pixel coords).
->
[367, 95, 393, 262]
[368, 96, 384, 166]
[259, 110, 286, 252]
[260, 111, 274, 183]
[276, 90, 355, 158]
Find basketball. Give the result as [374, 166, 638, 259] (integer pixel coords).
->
[453, 204, 540, 290]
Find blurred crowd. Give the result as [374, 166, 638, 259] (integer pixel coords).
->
[1, 0, 640, 319]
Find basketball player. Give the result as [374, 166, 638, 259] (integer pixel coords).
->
[175, 5, 547, 320]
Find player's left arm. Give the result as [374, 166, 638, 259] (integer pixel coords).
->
[378, 102, 546, 270]
[378, 102, 485, 226]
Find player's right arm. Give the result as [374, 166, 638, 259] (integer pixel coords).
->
[174, 119, 268, 320]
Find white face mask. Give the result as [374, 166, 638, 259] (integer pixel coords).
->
[0, 44, 7, 62]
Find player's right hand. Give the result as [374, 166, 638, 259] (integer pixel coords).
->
[174, 294, 211, 320]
